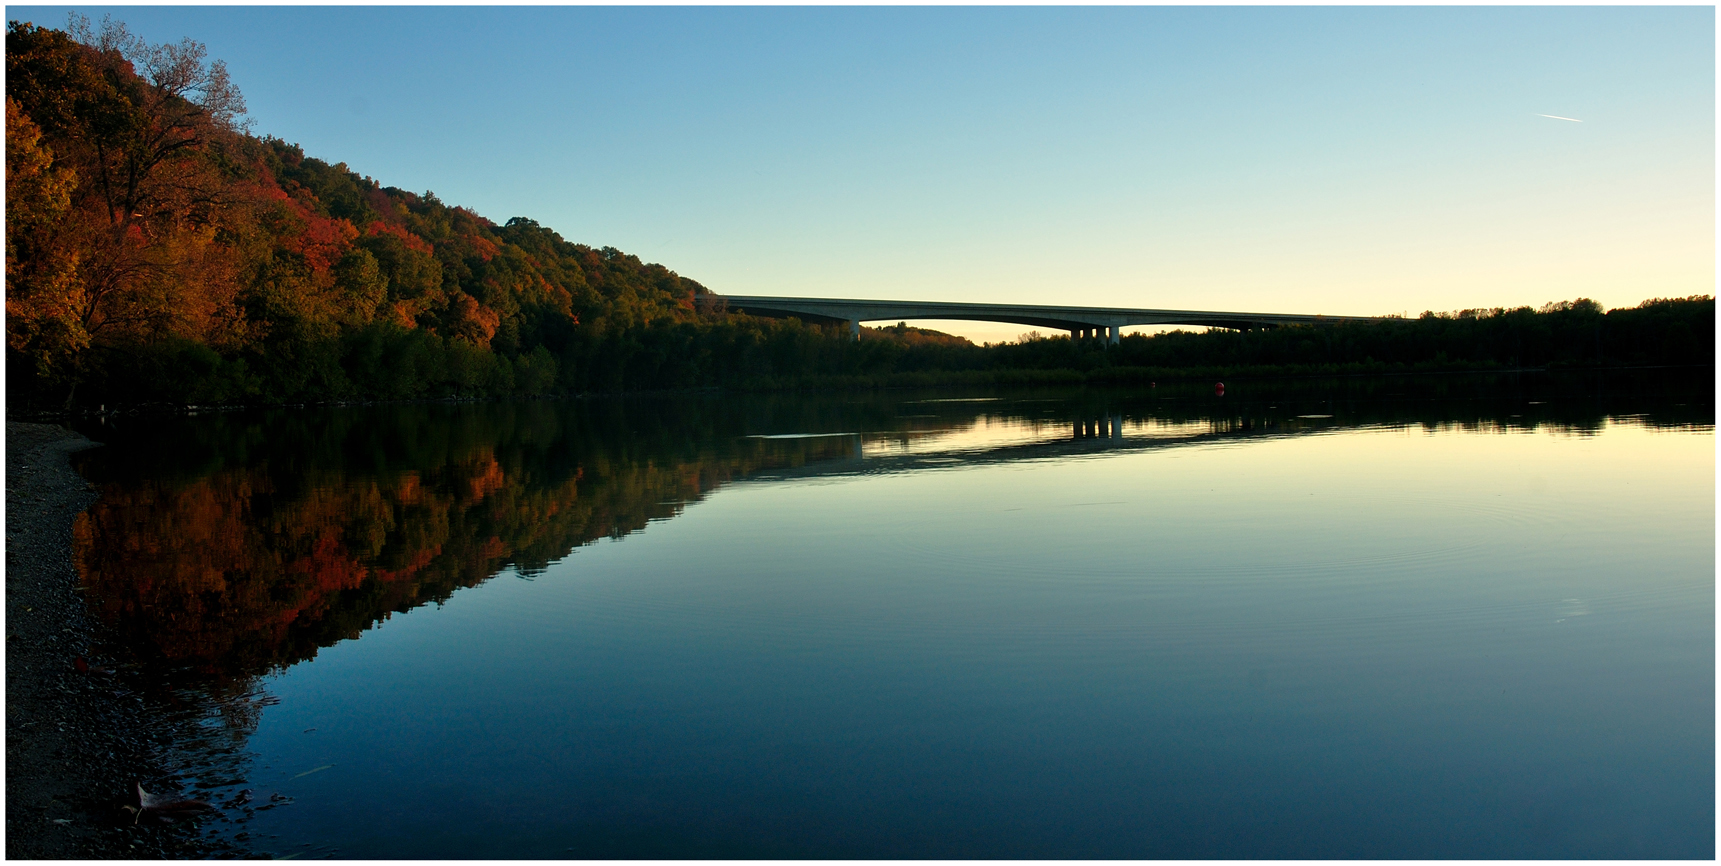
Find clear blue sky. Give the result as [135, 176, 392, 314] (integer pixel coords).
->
[14, 6, 1713, 341]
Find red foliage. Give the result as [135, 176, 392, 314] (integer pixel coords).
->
[242, 178, 359, 273]
[286, 530, 369, 594]
[286, 215, 358, 274]
[365, 219, 434, 255]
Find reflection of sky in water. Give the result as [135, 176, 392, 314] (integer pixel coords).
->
[224, 416, 1712, 859]
[805, 410, 1703, 463]
[860, 414, 1219, 457]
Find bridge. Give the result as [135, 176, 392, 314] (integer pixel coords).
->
[702, 294, 1382, 343]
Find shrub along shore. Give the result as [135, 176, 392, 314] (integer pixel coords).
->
[14, 295, 1716, 417]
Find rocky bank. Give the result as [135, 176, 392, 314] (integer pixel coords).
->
[6, 422, 216, 858]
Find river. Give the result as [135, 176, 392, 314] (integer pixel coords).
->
[69, 370, 1714, 858]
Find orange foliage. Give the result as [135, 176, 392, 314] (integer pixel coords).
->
[365, 219, 434, 256]
[395, 472, 423, 505]
[466, 457, 505, 502]
[455, 231, 499, 264]
[446, 293, 501, 347]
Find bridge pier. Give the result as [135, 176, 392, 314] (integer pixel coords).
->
[1067, 325, 1121, 344]
[849, 320, 860, 342]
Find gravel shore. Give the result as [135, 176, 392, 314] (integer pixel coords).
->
[6, 422, 213, 858]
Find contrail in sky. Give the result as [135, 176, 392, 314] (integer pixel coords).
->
[1535, 114, 1583, 122]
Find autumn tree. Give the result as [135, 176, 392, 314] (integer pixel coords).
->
[5, 95, 84, 383]
[7, 16, 256, 401]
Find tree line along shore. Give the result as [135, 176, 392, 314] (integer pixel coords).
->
[7, 17, 1712, 415]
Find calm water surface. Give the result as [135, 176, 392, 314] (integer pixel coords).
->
[71, 373, 1714, 858]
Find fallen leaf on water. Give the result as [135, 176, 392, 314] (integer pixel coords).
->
[291, 765, 333, 779]
[123, 782, 214, 825]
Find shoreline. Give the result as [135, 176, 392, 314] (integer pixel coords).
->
[4, 422, 210, 858]
[9, 363, 1711, 424]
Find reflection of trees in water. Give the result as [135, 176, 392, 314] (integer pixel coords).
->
[60, 372, 1707, 857]
[72, 400, 858, 678]
[70, 370, 1711, 680]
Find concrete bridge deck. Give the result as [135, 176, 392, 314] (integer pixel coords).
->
[703, 294, 1381, 343]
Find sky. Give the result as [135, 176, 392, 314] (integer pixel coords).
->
[12, 6, 1714, 343]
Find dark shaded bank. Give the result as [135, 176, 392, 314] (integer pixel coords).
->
[4, 423, 221, 858]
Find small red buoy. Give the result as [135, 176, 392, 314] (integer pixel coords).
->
[1215, 381, 1225, 396]
[73, 656, 89, 674]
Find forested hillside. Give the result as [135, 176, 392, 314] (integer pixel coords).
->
[6, 17, 757, 408]
[6, 18, 1711, 412]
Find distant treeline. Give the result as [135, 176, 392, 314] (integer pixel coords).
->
[963, 296, 1715, 386]
[6, 18, 1712, 411]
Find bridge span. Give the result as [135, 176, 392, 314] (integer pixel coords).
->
[703, 295, 1381, 343]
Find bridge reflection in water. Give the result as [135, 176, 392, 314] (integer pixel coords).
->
[56, 372, 1712, 858]
[742, 410, 1318, 485]
[1074, 415, 1123, 441]
[71, 397, 1314, 685]
[68, 374, 1708, 680]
